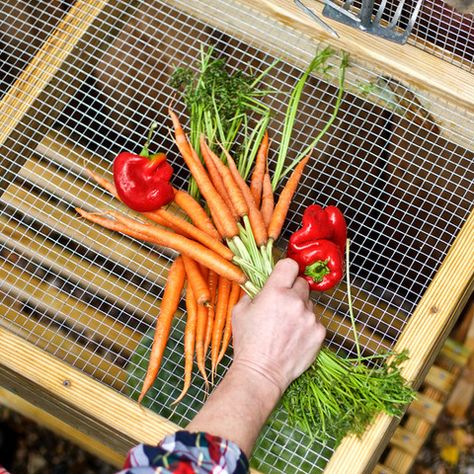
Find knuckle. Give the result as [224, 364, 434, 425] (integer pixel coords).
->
[314, 323, 327, 342]
[276, 258, 298, 272]
[294, 298, 306, 312]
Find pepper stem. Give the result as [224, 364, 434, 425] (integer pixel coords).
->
[304, 259, 330, 283]
[139, 121, 159, 158]
[345, 239, 362, 361]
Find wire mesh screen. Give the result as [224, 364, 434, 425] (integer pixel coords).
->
[0, 0, 473, 472]
[411, 0, 473, 71]
[322, 0, 474, 71]
[0, 0, 71, 98]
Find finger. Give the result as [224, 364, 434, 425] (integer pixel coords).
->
[233, 294, 251, 314]
[265, 258, 299, 289]
[292, 277, 310, 301]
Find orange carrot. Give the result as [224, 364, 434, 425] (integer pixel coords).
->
[268, 156, 310, 241]
[172, 281, 197, 405]
[138, 256, 185, 403]
[76, 208, 246, 284]
[195, 302, 209, 387]
[143, 210, 189, 234]
[182, 255, 210, 306]
[204, 269, 218, 357]
[169, 108, 238, 239]
[173, 189, 220, 240]
[217, 281, 241, 365]
[250, 131, 269, 207]
[260, 169, 274, 229]
[211, 276, 232, 377]
[201, 136, 248, 218]
[199, 136, 238, 219]
[221, 148, 268, 247]
[194, 267, 210, 388]
[151, 208, 233, 260]
[142, 210, 178, 231]
[85, 168, 117, 196]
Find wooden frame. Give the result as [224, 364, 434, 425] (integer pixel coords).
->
[0, 1, 473, 472]
[235, 0, 474, 114]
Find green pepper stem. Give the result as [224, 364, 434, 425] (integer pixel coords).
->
[304, 259, 330, 283]
[345, 239, 362, 361]
[139, 121, 159, 158]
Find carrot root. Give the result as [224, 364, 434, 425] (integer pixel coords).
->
[267, 156, 310, 241]
[172, 282, 197, 405]
[76, 208, 246, 284]
[138, 256, 185, 403]
[211, 276, 232, 379]
[221, 148, 268, 247]
[169, 108, 239, 239]
[249, 130, 269, 207]
[173, 189, 220, 240]
[217, 281, 241, 365]
[182, 255, 210, 306]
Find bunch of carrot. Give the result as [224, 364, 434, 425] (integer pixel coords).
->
[76, 48, 351, 407]
[76, 50, 416, 446]
[76, 105, 309, 403]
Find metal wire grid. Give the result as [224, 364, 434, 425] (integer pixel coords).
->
[322, 0, 473, 72]
[410, 0, 473, 71]
[0, 0, 473, 472]
[0, 0, 71, 97]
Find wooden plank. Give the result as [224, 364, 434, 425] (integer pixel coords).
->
[424, 365, 457, 394]
[0, 294, 126, 390]
[0, 258, 139, 354]
[0, 0, 111, 147]
[324, 210, 474, 473]
[382, 449, 416, 474]
[0, 386, 123, 468]
[446, 304, 474, 418]
[19, 154, 123, 213]
[373, 465, 399, 474]
[439, 339, 471, 367]
[390, 426, 425, 456]
[406, 393, 443, 425]
[320, 302, 385, 354]
[0, 214, 162, 324]
[1, 183, 172, 294]
[320, 283, 407, 338]
[0, 328, 263, 472]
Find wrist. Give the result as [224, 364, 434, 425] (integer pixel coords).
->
[229, 359, 284, 405]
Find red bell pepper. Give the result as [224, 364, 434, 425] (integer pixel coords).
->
[113, 122, 174, 212]
[287, 239, 343, 292]
[288, 204, 347, 291]
[290, 204, 347, 254]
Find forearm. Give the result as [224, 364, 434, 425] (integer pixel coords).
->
[186, 363, 280, 457]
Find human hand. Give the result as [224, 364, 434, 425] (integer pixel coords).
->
[231, 258, 326, 394]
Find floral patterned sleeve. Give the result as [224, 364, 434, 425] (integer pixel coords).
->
[117, 431, 249, 474]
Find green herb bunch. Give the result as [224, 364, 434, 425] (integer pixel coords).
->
[170, 46, 275, 196]
[280, 240, 416, 445]
[282, 348, 415, 444]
